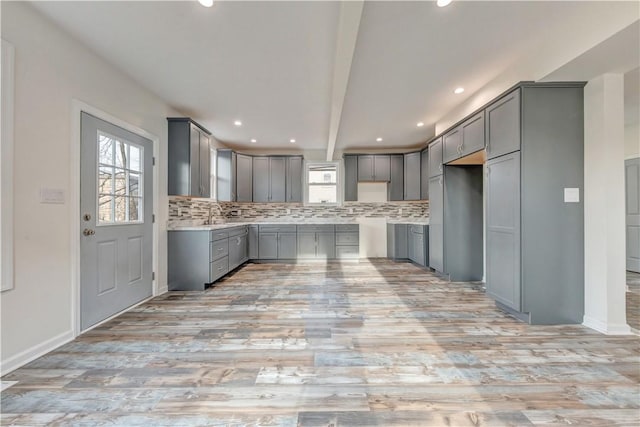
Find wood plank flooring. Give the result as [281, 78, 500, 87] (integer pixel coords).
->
[2, 260, 639, 426]
[627, 271, 640, 332]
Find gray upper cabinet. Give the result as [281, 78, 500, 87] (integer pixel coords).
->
[460, 111, 485, 157]
[485, 89, 521, 160]
[253, 157, 286, 202]
[344, 155, 358, 201]
[168, 118, 211, 198]
[389, 155, 404, 201]
[428, 137, 443, 178]
[428, 175, 444, 273]
[236, 154, 253, 202]
[403, 152, 421, 200]
[216, 149, 236, 202]
[442, 127, 462, 164]
[420, 148, 429, 200]
[358, 155, 390, 182]
[286, 156, 303, 202]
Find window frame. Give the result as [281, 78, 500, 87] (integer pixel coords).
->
[303, 160, 342, 207]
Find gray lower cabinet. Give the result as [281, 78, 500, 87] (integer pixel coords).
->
[388, 224, 428, 267]
[388, 155, 404, 201]
[228, 227, 249, 271]
[428, 137, 443, 178]
[236, 154, 253, 202]
[286, 156, 303, 202]
[248, 225, 259, 259]
[403, 152, 421, 200]
[258, 233, 278, 259]
[258, 225, 297, 259]
[387, 224, 408, 260]
[428, 175, 444, 273]
[253, 157, 287, 202]
[217, 149, 236, 202]
[168, 118, 211, 198]
[408, 225, 427, 267]
[486, 88, 521, 160]
[420, 148, 429, 200]
[344, 155, 358, 201]
[297, 225, 336, 259]
[335, 224, 359, 259]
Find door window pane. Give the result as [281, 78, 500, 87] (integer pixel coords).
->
[97, 132, 144, 225]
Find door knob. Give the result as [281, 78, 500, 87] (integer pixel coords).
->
[83, 229, 95, 236]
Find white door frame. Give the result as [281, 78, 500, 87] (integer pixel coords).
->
[70, 99, 160, 337]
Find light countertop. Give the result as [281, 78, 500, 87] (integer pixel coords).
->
[168, 218, 428, 231]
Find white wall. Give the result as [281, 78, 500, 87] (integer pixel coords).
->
[0, 2, 182, 372]
[625, 122, 639, 158]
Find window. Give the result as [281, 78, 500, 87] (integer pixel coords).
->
[305, 161, 341, 205]
[97, 132, 144, 225]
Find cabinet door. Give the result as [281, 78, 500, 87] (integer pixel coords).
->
[461, 111, 485, 156]
[269, 157, 287, 202]
[199, 132, 211, 198]
[239, 234, 248, 264]
[258, 232, 278, 259]
[216, 150, 234, 202]
[374, 155, 391, 181]
[411, 232, 425, 266]
[486, 152, 521, 311]
[297, 233, 316, 259]
[249, 225, 259, 259]
[486, 89, 521, 160]
[388, 155, 404, 201]
[252, 157, 270, 202]
[403, 152, 421, 200]
[278, 233, 297, 259]
[429, 137, 443, 178]
[286, 156, 303, 202]
[228, 235, 242, 270]
[344, 155, 358, 201]
[357, 155, 374, 181]
[420, 148, 429, 199]
[189, 123, 201, 196]
[317, 232, 335, 259]
[396, 225, 408, 259]
[407, 230, 415, 262]
[428, 175, 444, 272]
[236, 154, 253, 202]
[443, 127, 462, 164]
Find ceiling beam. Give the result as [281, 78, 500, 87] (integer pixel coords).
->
[325, 1, 364, 161]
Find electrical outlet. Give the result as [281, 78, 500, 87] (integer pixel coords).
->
[398, 208, 403, 215]
[286, 208, 291, 214]
[349, 207, 353, 214]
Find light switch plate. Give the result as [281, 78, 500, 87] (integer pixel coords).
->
[564, 188, 580, 203]
[40, 188, 65, 204]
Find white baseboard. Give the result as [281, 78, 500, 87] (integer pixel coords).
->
[583, 315, 633, 335]
[0, 329, 74, 375]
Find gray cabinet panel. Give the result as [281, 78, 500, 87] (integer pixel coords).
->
[210, 239, 228, 261]
[389, 155, 404, 201]
[236, 154, 253, 202]
[198, 131, 211, 198]
[252, 157, 270, 203]
[443, 128, 462, 164]
[317, 232, 335, 259]
[374, 155, 391, 181]
[486, 89, 521, 159]
[168, 118, 211, 198]
[168, 231, 211, 291]
[286, 156, 303, 202]
[297, 233, 316, 259]
[344, 155, 358, 201]
[258, 232, 278, 259]
[486, 152, 521, 311]
[460, 111, 485, 156]
[189, 124, 200, 196]
[336, 246, 359, 259]
[210, 256, 229, 282]
[409, 230, 425, 266]
[428, 137, 443, 178]
[387, 224, 408, 260]
[404, 152, 421, 200]
[216, 149, 236, 202]
[278, 233, 297, 259]
[428, 175, 444, 272]
[270, 157, 287, 202]
[249, 225, 259, 259]
[357, 155, 374, 181]
[420, 148, 429, 200]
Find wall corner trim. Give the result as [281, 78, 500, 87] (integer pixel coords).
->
[583, 315, 633, 335]
[0, 329, 74, 375]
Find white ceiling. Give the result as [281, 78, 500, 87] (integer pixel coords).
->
[29, 1, 639, 156]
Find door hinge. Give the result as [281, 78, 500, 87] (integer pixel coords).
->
[152, 214, 155, 223]
[152, 271, 155, 280]
[152, 157, 156, 166]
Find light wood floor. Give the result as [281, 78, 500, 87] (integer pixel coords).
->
[628, 271, 640, 332]
[2, 260, 639, 426]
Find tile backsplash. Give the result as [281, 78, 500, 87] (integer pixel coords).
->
[169, 197, 428, 226]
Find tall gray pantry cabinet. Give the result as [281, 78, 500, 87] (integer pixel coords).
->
[485, 84, 584, 324]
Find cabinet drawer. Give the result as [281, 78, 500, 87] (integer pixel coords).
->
[210, 230, 229, 242]
[210, 239, 229, 261]
[335, 224, 358, 232]
[259, 224, 297, 233]
[210, 256, 229, 282]
[228, 226, 248, 237]
[336, 232, 359, 245]
[409, 225, 424, 234]
[297, 224, 335, 233]
[336, 246, 359, 259]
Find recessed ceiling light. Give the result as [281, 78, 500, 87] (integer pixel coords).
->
[436, 0, 452, 7]
[250, 139, 257, 143]
[454, 87, 465, 94]
[376, 137, 383, 142]
[198, 0, 214, 7]
[417, 122, 424, 127]
[290, 139, 296, 143]
[234, 120, 242, 126]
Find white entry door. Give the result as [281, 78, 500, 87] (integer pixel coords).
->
[80, 112, 153, 330]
